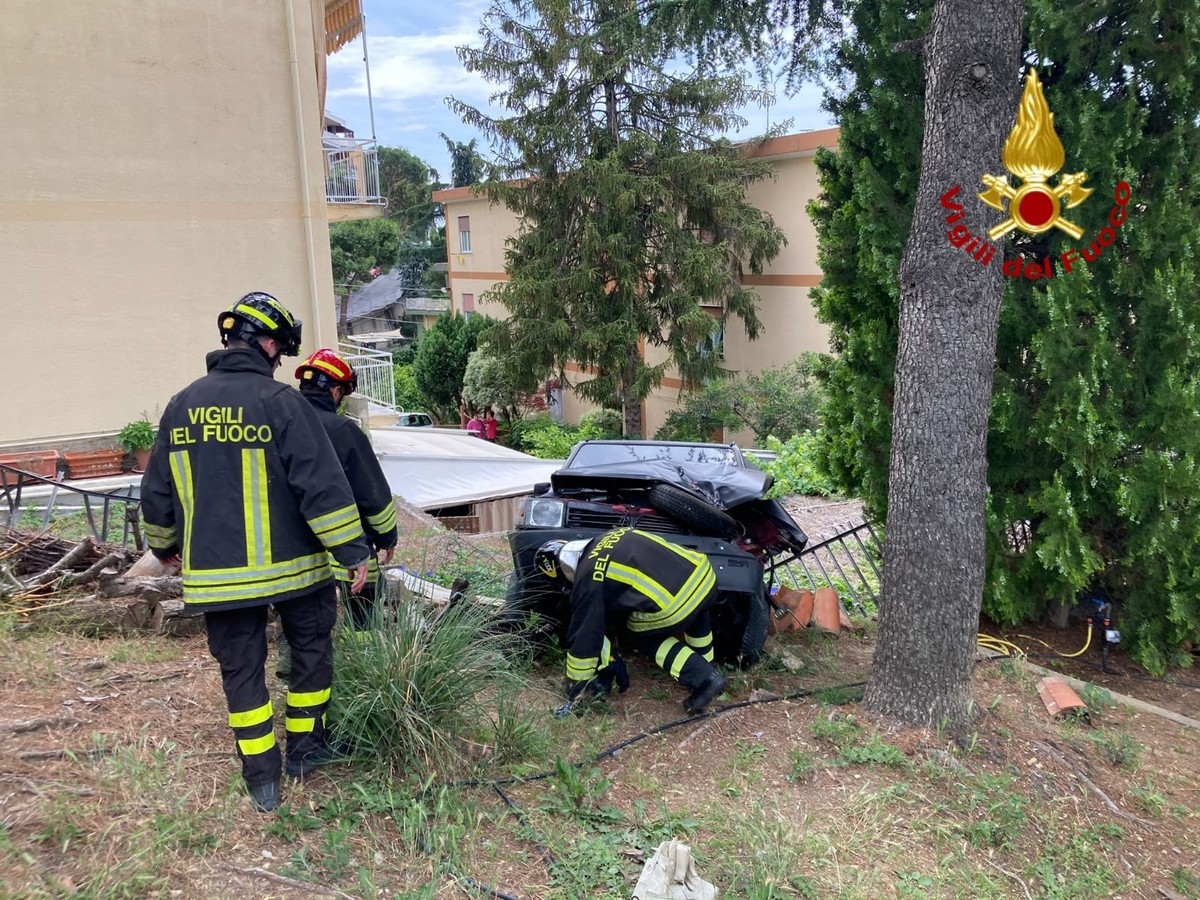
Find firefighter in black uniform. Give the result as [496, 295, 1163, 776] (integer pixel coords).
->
[538, 527, 727, 715]
[295, 348, 398, 628]
[141, 293, 372, 813]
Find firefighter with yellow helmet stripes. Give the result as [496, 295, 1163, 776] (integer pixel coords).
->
[295, 348, 398, 628]
[140, 292, 372, 813]
[539, 527, 727, 716]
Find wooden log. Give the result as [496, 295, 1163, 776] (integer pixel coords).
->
[121, 597, 204, 637]
[59, 553, 124, 588]
[28, 537, 94, 586]
[125, 550, 170, 578]
[97, 570, 182, 599]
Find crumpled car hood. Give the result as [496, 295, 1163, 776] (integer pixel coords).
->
[551, 459, 772, 510]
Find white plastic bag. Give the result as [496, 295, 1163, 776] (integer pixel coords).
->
[631, 839, 718, 900]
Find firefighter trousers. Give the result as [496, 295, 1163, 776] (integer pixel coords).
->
[205, 585, 338, 788]
[623, 606, 717, 692]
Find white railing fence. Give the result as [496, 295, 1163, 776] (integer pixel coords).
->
[339, 342, 395, 412]
[324, 141, 384, 204]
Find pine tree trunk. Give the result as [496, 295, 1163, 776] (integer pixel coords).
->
[864, 0, 1024, 727]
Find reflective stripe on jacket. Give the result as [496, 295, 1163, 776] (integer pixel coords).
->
[140, 348, 371, 612]
[302, 390, 398, 583]
[564, 528, 716, 682]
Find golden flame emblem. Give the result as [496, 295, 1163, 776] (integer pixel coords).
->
[979, 68, 1092, 239]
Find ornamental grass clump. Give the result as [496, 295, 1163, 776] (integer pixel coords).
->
[330, 589, 537, 774]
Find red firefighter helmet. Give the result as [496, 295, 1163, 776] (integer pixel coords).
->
[294, 348, 357, 393]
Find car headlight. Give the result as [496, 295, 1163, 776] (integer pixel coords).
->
[524, 498, 566, 528]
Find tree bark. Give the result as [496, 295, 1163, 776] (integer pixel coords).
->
[622, 343, 644, 438]
[864, 0, 1024, 727]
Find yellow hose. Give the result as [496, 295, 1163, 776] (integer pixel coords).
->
[976, 634, 1025, 657]
[979, 625, 1094, 659]
[1056, 623, 1093, 657]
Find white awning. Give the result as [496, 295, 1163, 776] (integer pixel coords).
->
[370, 428, 564, 509]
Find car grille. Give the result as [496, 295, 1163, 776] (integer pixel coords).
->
[564, 508, 685, 534]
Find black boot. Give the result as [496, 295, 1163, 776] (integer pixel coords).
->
[673, 646, 726, 714]
[248, 779, 281, 813]
[285, 737, 355, 779]
[684, 672, 727, 714]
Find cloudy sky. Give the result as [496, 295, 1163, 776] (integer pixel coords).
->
[325, 0, 836, 183]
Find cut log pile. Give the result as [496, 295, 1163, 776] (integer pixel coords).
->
[0, 529, 197, 636]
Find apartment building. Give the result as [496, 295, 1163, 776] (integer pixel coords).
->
[432, 128, 839, 440]
[1, 0, 383, 447]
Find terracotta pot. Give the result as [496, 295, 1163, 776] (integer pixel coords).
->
[768, 586, 814, 634]
[0, 450, 61, 479]
[64, 449, 125, 480]
[812, 587, 842, 634]
[133, 448, 152, 473]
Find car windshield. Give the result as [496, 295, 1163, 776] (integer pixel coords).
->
[567, 442, 742, 468]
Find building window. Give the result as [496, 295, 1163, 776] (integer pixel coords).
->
[700, 323, 725, 362]
[462, 292, 474, 318]
[700, 305, 725, 361]
[458, 216, 472, 253]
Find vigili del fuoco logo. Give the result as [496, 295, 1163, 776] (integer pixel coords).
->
[940, 68, 1132, 279]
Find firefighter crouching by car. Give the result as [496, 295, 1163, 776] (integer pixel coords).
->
[140, 293, 371, 814]
[295, 348, 398, 628]
[538, 527, 728, 715]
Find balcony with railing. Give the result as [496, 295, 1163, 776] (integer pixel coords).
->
[404, 296, 450, 313]
[324, 139, 385, 221]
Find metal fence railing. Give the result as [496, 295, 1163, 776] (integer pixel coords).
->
[324, 141, 384, 205]
[339, 342, 395, 413]
[1, 465, 145, 549]
[770, 519, 883, 616]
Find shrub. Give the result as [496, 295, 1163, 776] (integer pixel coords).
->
[655, 355, 826, 443]
[579, 408, 622, 438]
[329, 594, 531, 772]
[392, 363, 426, 412]
[757, 433, 838, 498]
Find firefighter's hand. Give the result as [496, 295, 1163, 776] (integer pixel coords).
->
[159, 554, 181, 576]
[348, 562, 370, 594]
[379, 545, 396, 565]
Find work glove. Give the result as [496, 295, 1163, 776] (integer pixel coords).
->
[611, 657, 630, 693]
[565, 675, 605, 702]
[555, 676, 608, 719]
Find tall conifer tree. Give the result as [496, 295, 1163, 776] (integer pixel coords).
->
[450, 0, 785, 436]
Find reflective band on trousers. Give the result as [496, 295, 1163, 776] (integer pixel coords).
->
[237, 732, 277, 756]
[288, 687, 331, 708]
[655, 638, 695, 678]
[228, 700, 272, 729]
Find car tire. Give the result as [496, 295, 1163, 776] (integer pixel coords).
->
[738, 589, 769, 669]
[647, 484, 740, 540]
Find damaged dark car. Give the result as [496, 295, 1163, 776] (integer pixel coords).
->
[506, 440, 808, 666]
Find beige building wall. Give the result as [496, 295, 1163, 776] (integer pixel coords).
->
[0, 0, 339, 447]
[431, 128, 839, 439]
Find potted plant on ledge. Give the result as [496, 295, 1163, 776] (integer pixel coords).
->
[118, 418, 157, 473]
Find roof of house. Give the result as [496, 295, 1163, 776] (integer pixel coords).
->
[345, 269, 406, 320]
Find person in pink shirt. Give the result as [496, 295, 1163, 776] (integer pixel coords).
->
[466, 412, 483, 438]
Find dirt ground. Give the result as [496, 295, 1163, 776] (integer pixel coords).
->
[1, 620, 1197, 898]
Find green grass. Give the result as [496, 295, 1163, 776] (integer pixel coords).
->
[329, 589, 544, 774]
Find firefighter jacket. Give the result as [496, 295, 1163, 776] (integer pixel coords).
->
[301, 390, 398, 582]
[140, 348, 372, 613]
[564, 528, 717, 683]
